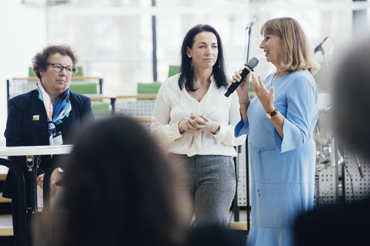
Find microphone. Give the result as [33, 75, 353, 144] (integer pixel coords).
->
[225, 57, 259, 97]
[246, 15, 258, 29]
[314, 36, 329, 54]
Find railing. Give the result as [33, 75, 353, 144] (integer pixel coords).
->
[0, 158, 27, 245]
[7, 77, 103, 102]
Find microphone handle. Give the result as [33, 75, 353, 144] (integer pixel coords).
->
[225, 66, 253, 97]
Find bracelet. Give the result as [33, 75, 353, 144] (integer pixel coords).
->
[265, 108, 278, 120]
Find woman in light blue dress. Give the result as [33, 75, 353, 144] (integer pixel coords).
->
[231, 17, 320, 246]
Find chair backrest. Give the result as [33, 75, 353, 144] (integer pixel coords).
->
[29, 67, 36, 77]
[29, 66, 83, 77]
[69, 83, 98, 94]
[168, 65, 180, 78]
[137, 82, 162, 94]
[74, 66, 83, 76]
[68, 66, 98, 95]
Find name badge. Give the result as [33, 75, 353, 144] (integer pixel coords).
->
[52, 131, 63, 145]
[33, 115, 39, 121]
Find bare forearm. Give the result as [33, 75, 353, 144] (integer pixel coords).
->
[178, 120, 188, 134]
[209, 121, 220, 134]
[270, 112, 284, 139]
[240, 100, 250, 123]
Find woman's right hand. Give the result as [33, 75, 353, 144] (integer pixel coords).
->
[178, 113, 208, 134]
[231, 69, 252, 104]
[37, 169, 63, 198]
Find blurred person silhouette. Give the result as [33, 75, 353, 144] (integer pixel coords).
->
[3, 44, 94, 245]
[151, 24, 245, 226]
[39, 116, 187, 246]
[294, 34, 370, 246]
[184, 223, 246, 246]
[231, 17, 320, 246]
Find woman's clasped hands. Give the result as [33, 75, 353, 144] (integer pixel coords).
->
[36, 169, 63, 198]
[179, 113, 220, 134]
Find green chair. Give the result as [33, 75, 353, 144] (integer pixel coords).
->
[137, 82, 162, 94]
[74, 66, 83, 77]
[67, 66, 109, 118]
[168, 65, 180, 78]
[90, 101, 110, 117]
[29, 66, 109, 117]
[69, 82, 98, 94]
[28, 66, 83, 77]
[29, 67, 36, 77]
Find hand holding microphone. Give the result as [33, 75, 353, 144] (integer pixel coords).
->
[225, 57, 259, 98]
[231, 69, 252, 104]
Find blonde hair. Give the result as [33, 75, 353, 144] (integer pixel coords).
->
[261, 17, 320, 75]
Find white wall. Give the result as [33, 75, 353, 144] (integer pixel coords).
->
[0, 1, 47, 147]
[0, 0, 367, 148]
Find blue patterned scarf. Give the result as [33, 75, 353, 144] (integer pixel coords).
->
[36, 84, 72, 145]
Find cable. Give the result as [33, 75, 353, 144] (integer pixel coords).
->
[227, 209, 234, 229]
[228, 155, 239, 228]
[327, 36, 335, 55]
[343, 162, 357, 203]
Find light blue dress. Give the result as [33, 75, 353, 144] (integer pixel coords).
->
[235, 69, 318, 246]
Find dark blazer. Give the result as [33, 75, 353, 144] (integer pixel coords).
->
[3, 89, 94, 202]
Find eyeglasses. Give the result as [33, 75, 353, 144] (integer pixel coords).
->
[47, 63, 76, 75]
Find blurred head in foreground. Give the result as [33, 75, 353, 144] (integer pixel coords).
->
[45, 116, 186, 246]
[331, 36, 370, 160]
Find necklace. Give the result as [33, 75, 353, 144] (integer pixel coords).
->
[267, 73, 279, 90]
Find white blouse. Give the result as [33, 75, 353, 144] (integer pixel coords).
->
[151, 74, 246, 157]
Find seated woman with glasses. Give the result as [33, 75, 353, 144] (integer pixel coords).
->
[3, 44, 94, 245]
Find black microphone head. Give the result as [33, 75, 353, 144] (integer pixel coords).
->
[314, 45, 322, 54]
[246, 57, 259, 69]
[314, 36, 329, 54]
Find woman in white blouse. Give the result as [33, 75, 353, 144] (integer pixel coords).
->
[151, 24, 245, 225]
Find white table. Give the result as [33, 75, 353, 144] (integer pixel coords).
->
[0, 145, 72, 156]
[0, 145, 73, 246]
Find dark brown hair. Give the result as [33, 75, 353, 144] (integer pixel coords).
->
[32, 44, 78, 79]
[179, 24, 228, 91]
[45, 116, 186, 246]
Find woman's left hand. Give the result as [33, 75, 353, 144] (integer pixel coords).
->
[37, 169, 63, 198]
[190, 113, 220, 134]
[251, 74, 275, 113]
